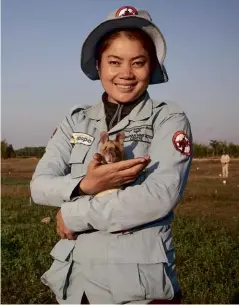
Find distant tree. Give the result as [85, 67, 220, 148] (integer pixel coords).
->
[219, 141, 228, 155]
[6, 144, 16, 158]
[228, 142, 239, 157]
[1, 140, 16, 158]
[15, 146, 45, 158]
[193, 143, 213, 158]
[210, 140, 221, 156]
[1, 140, 8, 158]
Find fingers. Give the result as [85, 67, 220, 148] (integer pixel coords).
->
[119, 162, 148, 178]
[88, 153, 103, 170]
[57, 225, 76, 240]
[112, 157, 149, 171]
[65, 231, 76, 240]
[103, 156, 150, 186]
[121, 178, 137, 185]
[144, 155, 151, 161]
[56, 210, 76, 240]
[57, 226, 66, 239]
[93, 153, 103, 162]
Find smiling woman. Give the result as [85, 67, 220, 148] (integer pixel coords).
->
[30, 5, 193, 304]
[96, 29, 156, 104]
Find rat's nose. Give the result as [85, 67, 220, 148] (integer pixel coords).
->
[104, 148, 116, 163]
[109, 147, 115, 154]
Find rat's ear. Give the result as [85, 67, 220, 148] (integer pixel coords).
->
[116, 131, 125, 145]
[100, 131, 109, 144]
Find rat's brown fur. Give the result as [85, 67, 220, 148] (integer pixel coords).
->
[99, 131, 125, 164]
[95, 131, 125, 197]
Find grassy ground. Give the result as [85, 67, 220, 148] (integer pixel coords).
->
[1, 158, 239, 304]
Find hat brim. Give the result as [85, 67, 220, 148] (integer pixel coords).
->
[81, 16, 168, 85]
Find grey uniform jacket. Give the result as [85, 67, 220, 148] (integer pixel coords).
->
[30, 92, 192, 304]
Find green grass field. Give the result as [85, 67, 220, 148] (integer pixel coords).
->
[1, 158, 239, 304]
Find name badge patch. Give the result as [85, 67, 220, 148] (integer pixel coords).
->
[124, 125, 153, 144]
[70, 133, 94, 145]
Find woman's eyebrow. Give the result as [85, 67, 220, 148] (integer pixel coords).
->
[107, 55, 146, 60]
[107, 55, 123, 60]
[132, 55, 146, 60]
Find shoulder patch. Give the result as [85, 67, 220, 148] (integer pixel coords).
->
[172, 131, 191, 156]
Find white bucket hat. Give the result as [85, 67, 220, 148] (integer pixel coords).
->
[81, 6, 168, 85]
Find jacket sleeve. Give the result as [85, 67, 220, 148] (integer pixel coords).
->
[61, 112, 193, 232]
[30, 111, 85, 207]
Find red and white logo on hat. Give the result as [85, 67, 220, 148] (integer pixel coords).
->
[115, 6, 138, 17]
[172, 131, 191, 156]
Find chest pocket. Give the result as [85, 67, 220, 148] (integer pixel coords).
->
[69, 144, 91, 178]
[123, 125, 154, 159]
[124, 125, 153, 144]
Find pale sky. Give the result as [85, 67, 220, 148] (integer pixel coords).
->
[2, 0, 239, 148]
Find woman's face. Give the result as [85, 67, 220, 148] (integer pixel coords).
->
[98, 35, 151, 104]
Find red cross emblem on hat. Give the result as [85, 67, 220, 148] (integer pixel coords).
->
[172, 131, 191, 156]
[115, 6, 138, 17]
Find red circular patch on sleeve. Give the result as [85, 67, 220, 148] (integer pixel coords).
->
[172, 131, 191, 156]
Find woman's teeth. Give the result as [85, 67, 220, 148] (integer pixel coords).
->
[116, 84, 135, 91]
[117, 85, 133, 89]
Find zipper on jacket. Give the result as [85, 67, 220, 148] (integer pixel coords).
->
[108, 104, 123, 130]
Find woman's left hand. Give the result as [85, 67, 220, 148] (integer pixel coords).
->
[56, 210, 76, 240]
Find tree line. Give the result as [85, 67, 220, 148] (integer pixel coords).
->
[1, 139, 239, 159]
[193, 140, 239, 158]
[1, 140, 45, 159]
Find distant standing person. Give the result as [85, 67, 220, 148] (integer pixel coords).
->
[221, 153, 230, 178]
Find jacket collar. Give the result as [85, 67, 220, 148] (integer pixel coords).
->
[84, 91, 153, 122]
[128, 91, 153, 121]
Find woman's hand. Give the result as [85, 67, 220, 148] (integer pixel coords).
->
[79, 153, 150, 195]
[56, 210, 76, 240]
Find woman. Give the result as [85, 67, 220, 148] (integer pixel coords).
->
[31, 5, 192, 304]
